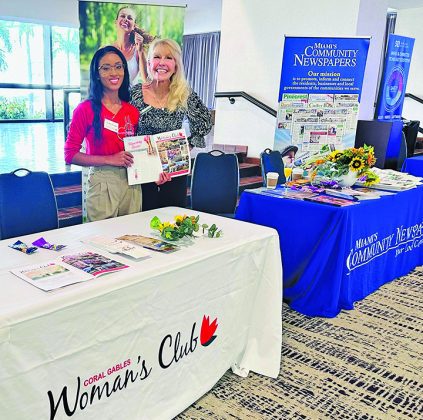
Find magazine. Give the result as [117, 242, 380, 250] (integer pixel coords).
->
[261, 187, 318, 200]
[353, 187, 395, 197]
[124, 129, 191, 185]
[61, 252, 129, 276]
[82, 236, 150, 259]
[304, 195, 359, 207]
[117, 234, 179, 253]
[248, 187, 318, 201]
[10, 261, 93, 292]
[9, 250, 129, 292]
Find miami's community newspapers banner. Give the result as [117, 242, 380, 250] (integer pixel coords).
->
[376, 34, 415, 121]
[274, 36, 370, 155]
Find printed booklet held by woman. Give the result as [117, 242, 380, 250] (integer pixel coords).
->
[123, 129, 191, 185]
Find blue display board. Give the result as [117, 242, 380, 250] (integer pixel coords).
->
[376, 34, 415, 121]
[274, 37, 370, 154]
[278, 37, 370, 100]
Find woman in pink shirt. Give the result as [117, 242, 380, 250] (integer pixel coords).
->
[64, 45, 141, 222]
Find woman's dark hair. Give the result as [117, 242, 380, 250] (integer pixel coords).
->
[88, 45, 130, 141]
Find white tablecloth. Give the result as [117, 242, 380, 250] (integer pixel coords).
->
[0, 207, 282, 419]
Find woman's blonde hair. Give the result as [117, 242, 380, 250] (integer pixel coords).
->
[147, 38, 189, 111]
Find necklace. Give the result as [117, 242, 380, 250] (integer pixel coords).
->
[151, 89, 169, 110]
[103, 100, 122, 120]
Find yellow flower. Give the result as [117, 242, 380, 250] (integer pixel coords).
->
[328, 150, 342, 161]
[349, 158, 365, 171]
[174, 215, 185, 224]
[159, 221, 174, 232]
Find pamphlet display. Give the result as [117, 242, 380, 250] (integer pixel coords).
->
[274, 36, 370, 155]
[124, 129, 191, 185]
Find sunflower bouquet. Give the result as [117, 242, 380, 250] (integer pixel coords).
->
[302, 144, 380, 186]
[150, 214, 222, 241]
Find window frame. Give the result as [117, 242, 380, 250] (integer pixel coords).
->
[0, 22, 79, 123]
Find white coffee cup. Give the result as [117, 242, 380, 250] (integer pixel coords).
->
[292, 167, 303, 181]
[266, 172, 279, 189]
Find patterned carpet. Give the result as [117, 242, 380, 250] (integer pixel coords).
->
[177, 267, 423, 419]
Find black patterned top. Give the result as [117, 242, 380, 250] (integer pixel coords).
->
[130, 85, 212, 148]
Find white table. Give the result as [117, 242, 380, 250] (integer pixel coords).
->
[0, 207, 282, 419]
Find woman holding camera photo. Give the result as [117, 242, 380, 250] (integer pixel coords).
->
[113, 6, 154, 86]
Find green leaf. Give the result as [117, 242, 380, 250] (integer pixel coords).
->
[150, 216, 161, 230]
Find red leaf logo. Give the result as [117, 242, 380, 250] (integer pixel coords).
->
[200, 315, 218, 346]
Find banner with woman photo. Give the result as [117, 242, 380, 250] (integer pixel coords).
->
[274, 36, 370, 160]
[79, 1, 185, 95]
[78, 1, 185, 221]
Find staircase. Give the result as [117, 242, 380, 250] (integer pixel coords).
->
[51, 151, 262, 227]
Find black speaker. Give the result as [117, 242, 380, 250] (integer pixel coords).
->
[354, 120, 406, 170]
[402, 120, 420, 157]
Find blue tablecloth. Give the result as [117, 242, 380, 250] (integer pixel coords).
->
[402, 155, 423, 176]
[236, 187, 423, 317]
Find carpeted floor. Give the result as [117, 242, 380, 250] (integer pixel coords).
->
[176, 266, 423, 419]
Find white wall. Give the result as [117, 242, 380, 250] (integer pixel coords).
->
[0, 0, 79, 26]
[214, 0, 389, 156]
[184, 1, 222, 34]
[356, 0, 389, 119]
[0, 0, 221, 34]
[395, 7, 423, 97]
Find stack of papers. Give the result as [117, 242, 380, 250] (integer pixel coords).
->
[356, 168, 423, 191]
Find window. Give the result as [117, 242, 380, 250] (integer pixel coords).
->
[0, 19, 80, 121]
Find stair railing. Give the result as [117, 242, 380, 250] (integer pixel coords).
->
[404, 93, 423, 134]
[214, 91, 277, 118]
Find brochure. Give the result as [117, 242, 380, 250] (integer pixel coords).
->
[117, 234, 179, 253]
[82, 236, 150, 259]
[124, 129, 191, 185]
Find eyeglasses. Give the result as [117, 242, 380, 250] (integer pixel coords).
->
[98, 63, 125, 74]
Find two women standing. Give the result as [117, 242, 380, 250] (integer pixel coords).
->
[65, 39, 212, 221]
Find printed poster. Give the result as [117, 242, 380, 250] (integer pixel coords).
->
[274, 36, 370, 158]
[375, 34, 415, 121]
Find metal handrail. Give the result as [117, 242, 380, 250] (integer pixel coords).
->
[405, 93, 423, 105]
[215, 91, 277, 117]
[404, 93, 423, 134]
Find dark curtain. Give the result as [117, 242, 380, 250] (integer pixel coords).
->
[182, 31, 220, 109]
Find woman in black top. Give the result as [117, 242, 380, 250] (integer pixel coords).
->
[130, 38, 212, 210]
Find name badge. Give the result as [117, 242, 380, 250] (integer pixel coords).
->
[104, 118, 119, 133]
